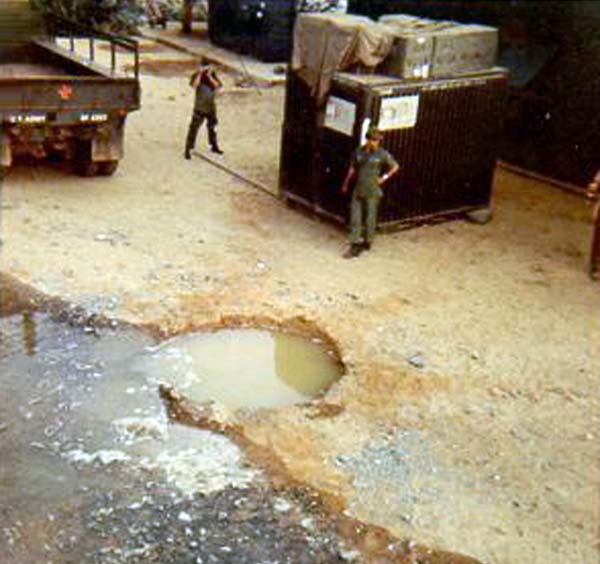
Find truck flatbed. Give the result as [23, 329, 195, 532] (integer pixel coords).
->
[0, 63, 69, 77]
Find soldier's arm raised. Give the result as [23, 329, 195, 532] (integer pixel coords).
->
[191, 70, 202, 89]
[206, 69, 223, 90]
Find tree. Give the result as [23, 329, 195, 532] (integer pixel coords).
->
[182, 0, 193, 33]
[32, 0, 141, 30]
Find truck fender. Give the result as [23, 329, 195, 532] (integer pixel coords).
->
[91, 118, 125, 162]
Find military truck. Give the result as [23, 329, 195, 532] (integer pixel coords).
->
[0, 0, 140, 176]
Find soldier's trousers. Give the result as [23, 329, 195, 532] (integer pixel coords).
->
[591, 203, 600, 279]
[185, 111, 218, 151]
[349, 194, 380, 245]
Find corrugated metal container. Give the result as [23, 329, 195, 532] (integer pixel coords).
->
[279, 71, 321, 204]
[208, 0, 295, 62]
[280, 68, 508, 227]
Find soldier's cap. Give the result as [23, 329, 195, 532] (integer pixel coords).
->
[366, 126, 384, 140]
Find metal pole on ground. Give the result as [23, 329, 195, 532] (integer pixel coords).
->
[192, 151, 278, 200]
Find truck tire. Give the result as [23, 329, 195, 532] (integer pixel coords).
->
[75, 159, 99, 177]
[98, 160, 119, 176]
[74, 142, 95, 176]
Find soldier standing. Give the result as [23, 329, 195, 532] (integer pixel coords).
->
[185, 65, 224, 159]
[146, 0, 167, 29]
[586, 170, 600, 280]
[341, 126, 399, 258]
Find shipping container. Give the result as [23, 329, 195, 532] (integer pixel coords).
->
[280, 68, 508, 228]
[349, 0, 600, 188]
[207, 0, 296, 62]
[207, 1, 348, 63]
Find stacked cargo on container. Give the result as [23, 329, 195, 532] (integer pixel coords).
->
[379, 14, 498, 79]
[279, 13, 508, 228]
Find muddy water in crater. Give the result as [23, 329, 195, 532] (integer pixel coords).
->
[0, 311, 352, 563]
[0, 312, 258, 562]
[136, 329, 343, 409]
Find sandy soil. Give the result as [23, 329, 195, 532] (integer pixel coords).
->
[0, 43, 598, 564]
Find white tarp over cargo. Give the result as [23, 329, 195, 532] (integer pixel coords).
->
[291, 13, 396, 104]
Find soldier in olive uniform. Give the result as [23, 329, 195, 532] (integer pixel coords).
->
[185, 65, 224, 159]
[146, 0, 167, 29]
[341, 127, 399, 258]
[587, 170, 600, 281]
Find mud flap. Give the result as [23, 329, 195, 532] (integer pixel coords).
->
[91, 119, 125, 163]
[0, 125, 12, 168]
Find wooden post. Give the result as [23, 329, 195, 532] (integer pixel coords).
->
[182, 0, 193, 33]
[591, 205, 600, 280]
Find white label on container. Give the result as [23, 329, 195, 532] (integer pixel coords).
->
[379, 95, 420, 130]
[360, 117, 371, 145]
[324, 96, 356, 136]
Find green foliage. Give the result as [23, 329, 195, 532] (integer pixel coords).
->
[32, 0, 142, 31]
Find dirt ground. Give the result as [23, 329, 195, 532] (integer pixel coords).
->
[1, 42, 599, 564]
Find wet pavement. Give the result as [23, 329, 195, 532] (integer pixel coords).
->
[0, 311, 353, 564]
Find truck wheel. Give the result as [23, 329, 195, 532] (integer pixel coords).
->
[74, 159, 99, 177]
[74, 142, 99, 177]
[98, 161, 119, 176]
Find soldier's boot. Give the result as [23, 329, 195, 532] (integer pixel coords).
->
[185, 112, 203, 159]
[343, 244, 363, 259]
[208, 126, 223, 155]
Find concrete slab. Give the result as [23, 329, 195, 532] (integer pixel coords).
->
[141, 23, 287, 86]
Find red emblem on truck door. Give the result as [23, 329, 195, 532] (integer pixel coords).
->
[58, 84, 73, 100]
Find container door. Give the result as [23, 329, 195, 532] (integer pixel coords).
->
[370, 74, 507, 226]
[317, 81, 367, 223]
[279, 71, 322, 205]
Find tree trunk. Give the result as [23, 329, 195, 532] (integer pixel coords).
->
[182, 0, 193, 33]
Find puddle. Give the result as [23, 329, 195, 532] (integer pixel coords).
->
[136, 328, 343, 410]
[0, 311, 263, 562]
[0, 307, 359, 564]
